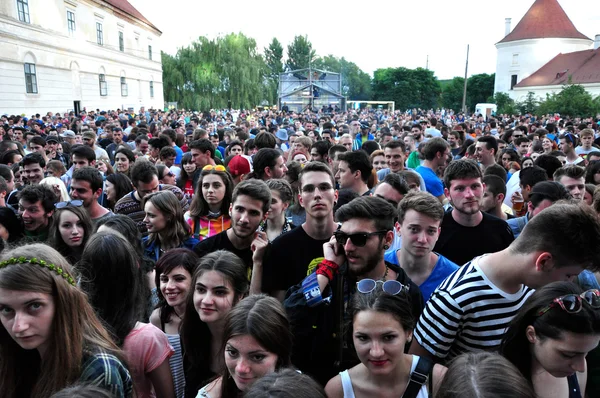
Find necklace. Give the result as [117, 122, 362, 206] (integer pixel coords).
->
[382, 266, 389, 281]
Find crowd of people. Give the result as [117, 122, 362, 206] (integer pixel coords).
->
[0, 106, 600, 398]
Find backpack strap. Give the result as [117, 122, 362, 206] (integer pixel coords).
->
[403, 356, 434, 398]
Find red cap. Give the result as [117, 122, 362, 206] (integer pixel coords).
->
[227, 155, 251, 177]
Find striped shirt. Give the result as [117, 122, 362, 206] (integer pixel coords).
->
[414, 256, 534, 362]
[167, 334, 186, 398]
[79, 350, 133, 398]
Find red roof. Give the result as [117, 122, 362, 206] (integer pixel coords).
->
[498, 0, 590, 44]
[515, 48, 600, 87]
[102, 0, 161, 33]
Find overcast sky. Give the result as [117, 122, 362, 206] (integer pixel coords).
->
[129, 0, 600, 80]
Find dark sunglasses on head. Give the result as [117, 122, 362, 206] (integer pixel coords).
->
[537, 289, 600, 316]
[334, 230, 388, 247]
[54, 200, 83, 209]
[357, 279, 409, 295]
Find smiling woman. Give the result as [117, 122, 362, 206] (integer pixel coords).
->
[47, 205, 93, 264]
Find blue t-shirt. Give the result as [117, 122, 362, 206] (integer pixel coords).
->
[174, 145, 184, 165]
[384, 250, 459, 301]
[415, 166, 444, 197]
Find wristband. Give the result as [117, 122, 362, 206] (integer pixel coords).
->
[316, 259, 339, 281]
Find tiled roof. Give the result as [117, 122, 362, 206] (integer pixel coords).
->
[515, 48, 600, 87]
[498, 0, 590, 44]
[102, 0, 161, 33]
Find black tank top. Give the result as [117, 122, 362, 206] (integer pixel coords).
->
[567, 373, 582, 398]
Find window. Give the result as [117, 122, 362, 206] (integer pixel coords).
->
[121, 77, 128, 96]
[24, 63, 38, 94]
[150, 81, 154, 98]
[99, 74, 107, 96]
[510, 74, 518, 90]
[17, 0, 30, 23]
[148, 45, 152, 60]
[96, 22, 103, 45]
[119, 31, 124, 52]
[67, 11, 76, 35]
[512, 53, 519, 66]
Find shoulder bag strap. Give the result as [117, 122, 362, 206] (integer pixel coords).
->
[403, 356, 434, 398]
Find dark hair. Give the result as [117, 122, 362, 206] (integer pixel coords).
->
[130, 159, 158, 186]
[22, 152, 46, 168]
[534, 154, 562, 179]
[501, 282, 600, 382]
[397, 191, 444, 224]
[71, 145, 96, 163]
[478, 136, 498, 154]
[519, 165, 548, 189]
[115, 146, 136, 164]
[437, 352, 536, 398]
[0, 164, 12, 183]
[337, 151, 373, 183]
[50, 383, 116, 398]
[585, 161, 600, 184]
[18, 184, 57, 213]
[0, 150, 21, 165]
[232, 179, 271, 214]
[512, 202, 600, 271]
[180, 251, 249, 385]
[143, 190, 190, 250]
[72, 166, 103, 192]
[553, 164, 585, 182]
[0, 208, 23, 243]
[483, 174, 506, 198]
[443, 159, 482, 188]
[266, 178, 293, 204]
[252, 148, 282, 180]
[360, 141, 380, 156]
[245, 369, 326, 398]
[105, 173, 133, 208]
[299, 161, 336, 188]
[483, 163, 507, 182]
[188, 167, 234, 218]
[328, 144, 347, 160]
[254, 132, 276, 149]
[336, 196, 396, 232]
[219, 295, 293, 398]
[422, 137, 449, 161]
[381, 172, 409, 196]
[189, 139, 215, 159]
[77, 231, 146, 346]
[48, 206, 93, 263]
[154, 248, 199, 326]
[148, 136, 170, 152]
[384, 140, 406, 152]
[311, 140, 331, 158]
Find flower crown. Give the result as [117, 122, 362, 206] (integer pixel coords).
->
[0, 257, 76, 286]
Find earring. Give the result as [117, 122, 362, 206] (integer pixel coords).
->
[384, 244, 390, 250]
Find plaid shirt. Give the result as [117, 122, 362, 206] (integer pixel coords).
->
[79, 351, 133, 398]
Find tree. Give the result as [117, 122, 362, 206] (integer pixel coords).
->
[537, 84, 600, 118]
[516, 91, 539, 115]
[372, 67, 441, 110]
[313, 55, 372, 100]
[440, 77, 464, 111]
[489, 92, 517, 115]
[466, 73, 495, 110]
[264, 38, 284, 104]
[286, 35, 316, 71]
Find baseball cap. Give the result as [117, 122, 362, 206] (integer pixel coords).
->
[82, 131, 96, 140]
[46, 136, 59, 143]
[227, 155, 251, 177]
[60, 130, 76, 138]
[529, 181, 570, 202]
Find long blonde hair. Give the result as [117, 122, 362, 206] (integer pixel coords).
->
[40, 177, 70, 202]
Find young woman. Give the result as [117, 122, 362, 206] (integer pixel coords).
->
[260, 179, 294, 242]
[292, 151, 308, 165]
[105, 173, 134, 211]
[77, 231, 175, 398]
[226, 140, 244, 157]
[542, 137, 557, 154]
[0, 244, 133, 397]
[96, 157, 115, 176]
[177, 153, 197, 201]
[196, 294, 293, 398]
[180, 250, 249, 398]
[325, 285, 446, 398]
[501, 281, 600, 398]
[436, 352, 536, 398]
[522, 157, 534, 169]
[115, 147, 136, 177]
[143, 190, 199, 261]
[585, 161, 600, 185]
[369, 150, 387, 172]
[184, 166, 233, 241]
[157, 164, 177, 186]
[48, 204, 93, 265]
[150, 249, 199, 398]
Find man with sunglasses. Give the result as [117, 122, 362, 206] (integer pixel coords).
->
[410, 202, 600, 365]
[284, 196, 423, 385]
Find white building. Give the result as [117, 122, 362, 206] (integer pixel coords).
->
[494, 0, 600, 101]
[0, 0, 163, 116]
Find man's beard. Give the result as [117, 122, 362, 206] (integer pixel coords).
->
[348, 244, 384, 278]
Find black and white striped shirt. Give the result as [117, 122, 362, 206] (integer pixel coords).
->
[414, 256, 534, 362]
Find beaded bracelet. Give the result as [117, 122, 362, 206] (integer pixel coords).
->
[0, 257, 76, 286]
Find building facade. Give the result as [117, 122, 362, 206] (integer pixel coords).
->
[0, 0, 163, 116]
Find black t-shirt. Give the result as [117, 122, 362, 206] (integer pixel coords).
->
[262, 225, 331, 293]
[433, 210, 515, 266]
[193, 230, 253, 272]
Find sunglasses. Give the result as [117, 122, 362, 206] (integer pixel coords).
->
[537, 289, 600, 316]
[202, 165, 226, 172]
[333, 230, 388, 247]
[54, 200, 83, 209]
[357, 279, 409, 295]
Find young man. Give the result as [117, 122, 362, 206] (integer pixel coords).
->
[310, 140, 331, 164]
[474, 136, 497, 170]
[415, 137, 450, 203]
[514, 136, 531, 157]
[21, 153, 45, 185]
[553, 164, 585, 201]
[335, 151, 372, 196]
[250, 148, 287, 181]
[70, 167, 112, 224]
[559, 133, 584, 165]
[262, 162, 339, 301]
[376, 140, 406, 180]
[434, 159, 514, 265]
[384, 191, 459, 301]
[285, 196, 423, 384]
[373, 172, 408, 209]
[82, 131, 109, 161]
[576, 128, 596, 157]
[114, 159, 188, 235]
[411, 202, 600, 364]
[481, 175, 512, 220]
[18, 184, 57, 242]
[106, 127, 125, 163]
[447, 131, 462, 158]
[193, 179, 271, 273]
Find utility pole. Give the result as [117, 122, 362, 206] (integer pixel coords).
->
[461, 45, 469, 114]
[426, 55, 429, 70]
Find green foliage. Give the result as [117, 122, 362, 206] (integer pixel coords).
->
[516, 92, 539, 114]
[264, 38, 284, 104]
[466, 73, 495, 110]
[286, 35, 316, 71]
[313, 55, 372, 100]
[536, 84, 600, 118]
[372, 67, 441, 110]
[440, 77, 464, 111]
[490, 92, 517, 115]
